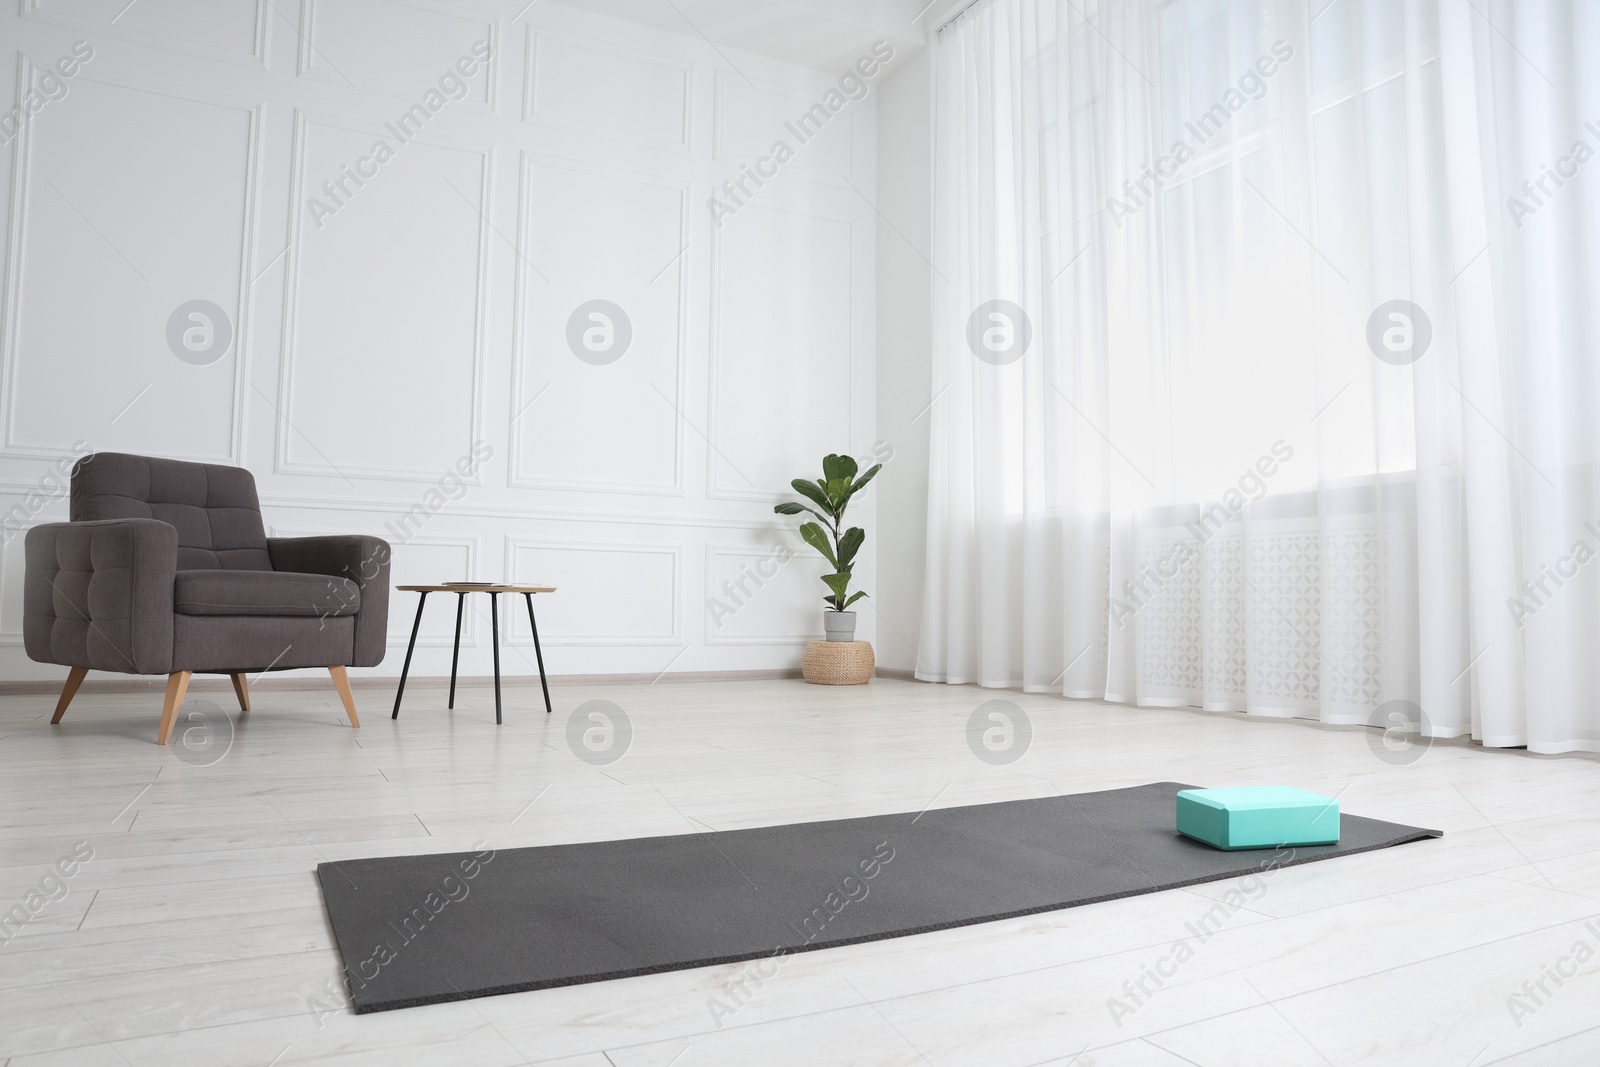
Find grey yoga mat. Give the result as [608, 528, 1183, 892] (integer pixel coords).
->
[317, 781, 1441, 1013]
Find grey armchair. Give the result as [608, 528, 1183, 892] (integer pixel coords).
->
[23, 452, 391, 744]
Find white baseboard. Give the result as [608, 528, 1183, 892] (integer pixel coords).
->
[0, 666, 937, 697]
[0, 668, 820, 696]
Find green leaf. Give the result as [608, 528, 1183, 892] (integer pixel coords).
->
[798, 522, 838, 568]
[849, 464, 883, 495]
[777, 500, 832, 525]
[820, 572, 853, 601]
[837, 527, 865, 569]
[791, 479, 833, 514]
[843, 591, 868, 608]
[822, 453, 858, 483]
[825, 478, 854, 507]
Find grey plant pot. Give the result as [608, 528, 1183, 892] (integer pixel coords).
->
[823, 610, 857, 642]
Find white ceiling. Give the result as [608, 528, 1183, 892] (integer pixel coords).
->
[463, 0, 956, 71]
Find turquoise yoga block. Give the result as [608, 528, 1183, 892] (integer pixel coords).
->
[1176, 786, 1340, 851]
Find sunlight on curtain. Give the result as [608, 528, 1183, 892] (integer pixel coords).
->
[919, 0, 1600, 753]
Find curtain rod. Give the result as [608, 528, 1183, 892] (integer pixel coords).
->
[933, 0, 987, 35]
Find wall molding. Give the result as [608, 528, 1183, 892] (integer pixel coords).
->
[705, 192, 856, 502]
[504, 535, 681, 645]
[259, 492, 788, 533]
[0, 57, 260, 465]
[21, 0, 270, 69]
[275, 108, 491, 484]
[701, 542, 820, 646]
[522, 25, 693, 154]
[711, 68, 855, 185]
[508, 150, 689, 499]
[298, 0, 501, 116]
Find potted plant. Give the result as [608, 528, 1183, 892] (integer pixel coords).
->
[774, 453, 881, 642]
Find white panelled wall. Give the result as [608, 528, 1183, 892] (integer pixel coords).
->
[0, 0, 902, 681]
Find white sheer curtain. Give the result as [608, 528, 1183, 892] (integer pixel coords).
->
[919, 0, 1600, 754]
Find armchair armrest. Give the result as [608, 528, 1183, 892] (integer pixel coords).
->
[24, 519, 178, 675]
[267, 535, 391, 668]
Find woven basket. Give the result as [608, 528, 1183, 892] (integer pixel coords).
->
[802, 640, 874, 685]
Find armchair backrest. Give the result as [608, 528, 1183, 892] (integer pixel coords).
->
[71, 452, 272, 571]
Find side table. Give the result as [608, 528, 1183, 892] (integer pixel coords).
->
[391, 584, 556, 724]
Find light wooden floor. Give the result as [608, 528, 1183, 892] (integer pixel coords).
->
[2, 677, 1598, 1067]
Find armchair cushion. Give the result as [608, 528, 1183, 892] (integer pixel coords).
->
[173, 569, 360, 617]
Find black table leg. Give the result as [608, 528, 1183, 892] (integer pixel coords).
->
[490, 591, 502, 726]
[448, 592, 465, 709]
[525, 592, 552, 715]
[392, 591, 428, 719]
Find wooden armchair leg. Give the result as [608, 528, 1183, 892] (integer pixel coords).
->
[329, 666, 360, 728]
[157, 671, 193, 745]
[51, 667, 89, 724]
[230, 672, 251, 711]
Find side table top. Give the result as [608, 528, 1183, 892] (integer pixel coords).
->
[397, 584, 557, 593]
